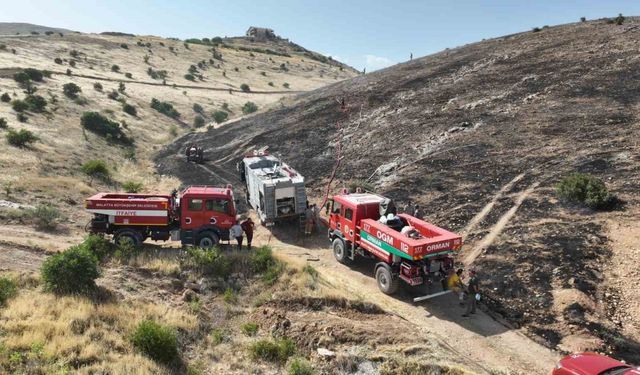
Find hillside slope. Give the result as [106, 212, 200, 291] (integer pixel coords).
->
[0, 24, 358, 247]
[159, 18, 640, 361]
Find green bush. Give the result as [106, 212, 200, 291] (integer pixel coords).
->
[122, 181, 143, 193]
[62, 83, 82, 98]
[242, 101, 258, 114]
[130, 320, 178, 364]
[81, 111, 127, 141]
[1, 93, 11, 102]
[241, 322, 258, 336]
[615, 13, 625, 25]
[16, 113, 28, 123]
[181, 247, 231, 278]
[240, 83, 250, 92]
[23, 68, 44, 82]
[41, 245, 100, 294]
[288, 358, 315, 375]
[54, 57, 63, 64]
[118, 82, 126, 93]
[193, 103, 203, 113]
[11, 100, 28, 112]
[556, 173, 616, 210]
[249, 338, 296, 364]
[147, 67, 168, 80]
[13, 72, 31, 85]
[268, 82, 274, 87]
[125, 72, 132, 79]
[93, 82, 103, 91]
[24, 95, 47, 112]
[0, 277, 17, 306]
[6, 129, 38, 147]
[0, 44, 6, 50]
[107, 90, 119, 100]
[69, 60, 76, 68]
[151, 98, 180, 118]
[169, 124, 178, 136]
[123, 103, 137, 116]
[283, 82, 290, 89]
[70, 49, 80, 58]
[210, 328, 226, 345]
[81, 234, 114, 261]
[184, 73, 196, 81]
[30, 204, 61, 229]
[81, 159, 109, 179]
[212, 110, 228, 124]
[251, 246, 283, 284]
[0, 118, 7, 129]
[120, 43, 128, 49]
[193, 114, 205, 128]
[223, 287, 236, 304]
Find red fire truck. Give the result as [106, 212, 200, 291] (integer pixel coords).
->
[85, 185, 237, 247]
[327, 192, 462, 296]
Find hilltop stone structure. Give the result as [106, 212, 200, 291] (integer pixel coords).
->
[246, 27, 276, 41]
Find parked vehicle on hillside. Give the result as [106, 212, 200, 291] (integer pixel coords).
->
[85, 185, 237, 247]
[552, 353, 639, 375]
[238, 148, 307, 226]
[327, 192, 462, 296]
[185, 144, 204, 164]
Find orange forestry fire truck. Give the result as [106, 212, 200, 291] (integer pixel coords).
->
[85, 185, 237, 247]
[327, 192, 462, 297]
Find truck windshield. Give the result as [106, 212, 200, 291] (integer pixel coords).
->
[206, 199, 231, 214]
[332, 201, 342, 215]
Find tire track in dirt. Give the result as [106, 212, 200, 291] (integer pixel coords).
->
[463, 181, 540, 266]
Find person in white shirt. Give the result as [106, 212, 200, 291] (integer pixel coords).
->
[229, 222, 244, 250]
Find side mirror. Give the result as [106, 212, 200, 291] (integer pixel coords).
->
[325, 202, 330, 215]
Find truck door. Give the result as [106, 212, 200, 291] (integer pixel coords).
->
[342, 206, 355, 242]
[182, 197, 204, 229]
[329, 199, 342, 231]
[205, 198, 234, 228]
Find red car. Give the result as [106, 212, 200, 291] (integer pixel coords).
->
[553, 353, 640, 375]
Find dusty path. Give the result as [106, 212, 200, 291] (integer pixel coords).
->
[0, 241, 47, 272]
[255, 226, 559, 374]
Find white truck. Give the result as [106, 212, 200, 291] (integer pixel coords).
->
[238, 149, 307, 226]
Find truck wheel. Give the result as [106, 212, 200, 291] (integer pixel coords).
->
[332, 238, 352, 265]
[375, 264, 399, 295]
[197, 232, 219, 248]
[114, 229, 142, 248]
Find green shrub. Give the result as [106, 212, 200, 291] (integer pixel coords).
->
[1, 93, 11, 102]
[193, 114, 205, 128]
[6, 129, 37, 147]
[23, 68, 44, 82]
[120, 43, 128, 49]
[107, 90, 119, 100]
[122, 181, 143, 193]
[615, 13, 625, 25]
[69, 49, 80, 58]
[181, 247, 231, 278]
[249, 338, 296, 364]
[242, 101, 258, 114]
[130, 320, 178, 364]
[580, 17, 587, 22]
[24, 95, 47, 112]
[93, 82, 103, 91]
[0, 44, 6, 50]
[283, 82, 290, 89]
[11, 100, 28, 112]
[111, 64, 120, 72]
[193, 103, 203, 113]
[223, 287, 236, 304]
[125, 72, 132, 79]
[41, 245, 100, 294]
[0, 277, 17, 306]
[13, 72, 30, 85]
[16, 113, 28, 123]
[118, 82, 126, 93]
[532, 27, 541, 32]
[556, 172, 616, 210]
[151, 98, 180, 118]
[69, 60, 76, 67]
[123, 103, 137, 116]
[169, 124, 178, 136]
[81, 234, 114, 261]
[251, 246, 283, 284]
[210, 328, 226, 346]
[81, 159, 109, 179]
[75, 96, 88, 106]
[147, 67, 168, 80]
[240, 83, 250, 92]
[0, 118, 7, 129]
[184, 73, 196, 81]
[241, 322, 258, 336]
[288, 358, 315, 375]
[81, 111, 127, 141]
[54, 57, 63, 64]
[268, 82, 274, 87]
[30, 204, 61, 229]
[66, 68, 72, 75]
[62, 83, 82, 98]
[212, 110, 228, 124]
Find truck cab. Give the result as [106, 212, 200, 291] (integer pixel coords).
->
[328, 193, 384, 244]
[178, 185, 237, 247]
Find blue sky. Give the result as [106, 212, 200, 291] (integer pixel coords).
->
[2, 0, 640, 71]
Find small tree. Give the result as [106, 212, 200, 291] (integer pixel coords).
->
[184, 73, 196, 81]
[242, 101, 258, 114]
[0, 277, 17, 306]
[70, 49, 80, 58]
[93, 82, 103, 91]
[6, 129, 38, 148]
[0, 118, 7, 129]
[212, 110, 228, 124]
[1, 93, 11, 102]
[63, 83, 82, 99]
[30, 204, 61, 229]
[193, 114, 205, 128]
[120, 43, 128, 49]
[123, 103, 137, 116]
[283, 82, 290, 89]
[25, 95, 47, 112]
[54, 57, 63, 64]
[193, 103, 203, 113]
[41, 245, 100, 294]
[125, 72, 133, 79]
[11, 100, 28, 112]
[13, 72, 31, 86]
[118, 82, 126, 93]
[111, 64, 120, 72]
[240, 83, 250, 92]
[556, 173, 616, 210]
[580, 17, 586, 22]
[130, 320, 178, 364]
[23, 68, 44, 82]
[122, 181, 143, 193]
[615, 13, 625, 25]
[81, 159, 110, 180]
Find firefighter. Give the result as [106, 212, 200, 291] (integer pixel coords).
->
[241, 217, 255, 250]
[462, 269, 480, 317]
[447, 268, 465, 306]
[229, 221, 244, 251]
[304, 203, 314, 235]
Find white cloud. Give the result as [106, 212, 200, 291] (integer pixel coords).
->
[364, 54, 394, 71]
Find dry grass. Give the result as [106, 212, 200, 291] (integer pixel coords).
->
[0, 288, 196, 373]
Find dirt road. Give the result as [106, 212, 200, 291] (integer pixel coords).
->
[255, 226, 560, 374]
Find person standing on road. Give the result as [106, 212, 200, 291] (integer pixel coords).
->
[413, 204, 421, 219]
[447, 268, 465, 306]
[229, 221, 244, 251]
[241, 218, 255, 250]
[312, 203, 320, 232]
[304, 203, 314, 235]
[462, 269, 480, 317]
